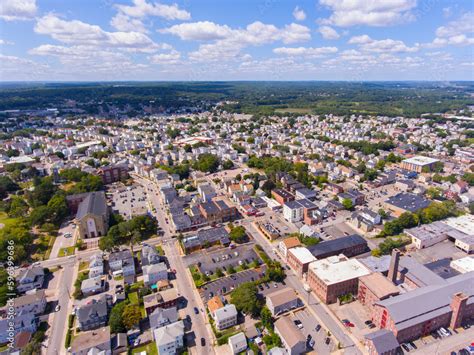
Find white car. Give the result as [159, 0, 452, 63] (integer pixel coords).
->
[55, 305, 61, 312]
[64, 232, 72, 238]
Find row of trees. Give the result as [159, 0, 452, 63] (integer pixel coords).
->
[99, 214, 158, 251]
[378, 200, 458, 238]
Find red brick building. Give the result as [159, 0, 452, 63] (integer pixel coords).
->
[287, 247, 316, 278]
[97, 164, 129, 184]
[372, 272, 474, 343]
[358, 273, 399, 308]
[271, 189, 295, 206]
[307, 255, 370, 304]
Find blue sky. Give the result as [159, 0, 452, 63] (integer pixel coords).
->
[0, 0, 473, 81]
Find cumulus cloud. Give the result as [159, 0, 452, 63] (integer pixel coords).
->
[293, 6, 306, 21]
[34, 14, 169, 53]
[0, 39, 14, 45]
[164, 20, 311, 62]
[348, 35, 419, 53]
[148, 50, 181, 65]
[0, 0, 37, 21]
[273, 46, 338, 57]
[110, 13, 148, 33]
[319, 0, 417, 27]
[0, 54, 50, 80]
[160, 21, 232, 41]
[426, 12, 474, 47]
[115, 0, 190, 20]
[318, 26, 340, 40]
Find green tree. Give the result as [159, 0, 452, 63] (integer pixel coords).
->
[230, 282, 261, 317]
[109, 302, 127, 333]
[260, 306, 273, 330]
[193, 153, 220, 173]
[122, 304, 142, 330]
[342, 198, 353, 210]
[229, 226, 247, 243]
[222, 159, 234, 170]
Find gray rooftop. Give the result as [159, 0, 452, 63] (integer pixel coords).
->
[76, 191, 107, 220]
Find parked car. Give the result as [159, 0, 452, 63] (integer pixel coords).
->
[200, 338, 206, 346]
[194, 307, 199, 315]
[55, 305, 60, 312]
[315, 324, 321, 332]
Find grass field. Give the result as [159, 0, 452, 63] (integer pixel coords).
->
[58, 246, 75, 257]
[274, 108, 313, 114]
[132, 342, 158, 355]
[0, 212, 20, 229]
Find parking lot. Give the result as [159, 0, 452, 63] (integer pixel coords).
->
[329, 300, 374, 342]
[254, 210, 299, 239]
[199, 266, 267, 302]
[183, 243, 261, 275]
[322, 220, 359, 239]
[290, 308, 335, 354]
[110, 184, 148, 219]
[410, 239, 467, 264]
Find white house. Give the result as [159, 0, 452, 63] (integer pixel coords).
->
[143, 262, 168, 286]
[153, 320, 185, 355]
[213, 304, 238, 330]
[228, 332, 247, 354]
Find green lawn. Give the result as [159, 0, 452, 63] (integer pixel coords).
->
[79, 261, 89, 271]
[0, 212, 20, 229]
[155, 245, 165, 256]
[58, 246, 75, 257]
[132, 342, 158, 355]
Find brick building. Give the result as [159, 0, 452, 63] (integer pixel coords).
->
[198, 198, 238, 224]
[372, 272, 474, 343]
[307, 234, 368, 259]
[287, 247, 316, 278]
[307, 255, 370, 304]
[97, 164, 129, 184]
[271, 189, 295, 206]
[358, 273, 400, 307]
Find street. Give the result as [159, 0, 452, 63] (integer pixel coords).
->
[243, 220, 364, 354]
[135, 175, 216, 355]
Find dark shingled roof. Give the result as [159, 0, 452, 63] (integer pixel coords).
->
[308, 234, 368, 259]
[365, 329, 399, 353]
[76, 191, 107, 219]
[385, 192, 431, 213]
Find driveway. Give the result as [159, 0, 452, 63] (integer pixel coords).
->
[49, 221, 77, 259]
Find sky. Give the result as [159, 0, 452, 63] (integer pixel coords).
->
[0, 0, 473, 81]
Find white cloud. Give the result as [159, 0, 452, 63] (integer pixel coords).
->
[293, 6, 306, 21]
[348, 35, 418, 53]
[426, 12, 474, 47]
[318, 26, 340, 40]
[273, 46, 338, 57]
[319, 0, 417, 27]
[160, 21, 232, 41]
[0, 0, 37, 21]
[0, 54, 49, 80]
[34, 14, 168, 53]
[0, 39, 14, 45]
[110, 13, 148, 33]
[165, 20, 311, 62]
[148, 50, 181, 65]
[115, 0, 190, 20]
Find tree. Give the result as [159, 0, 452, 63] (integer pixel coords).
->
[342, 198, 353, 210]
[193, 153, 220, 173]
[122, 304, 142, 330]
[215, 268, 224, 277]
[260, 306, 273, 330]
[109, 302, 127, 333]
[229, 226, 247, 244]
[8, 196, 29, 217]
[99, 235, 115, 251]
[0, 175, 19, 199]
[222, 159, 234, 170]
[230, 282, 261, 317]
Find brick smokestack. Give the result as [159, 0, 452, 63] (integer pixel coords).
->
[388, 248, 400, 284]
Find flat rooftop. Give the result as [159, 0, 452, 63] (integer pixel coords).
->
[309, 255, 370, 285]
[402, 155, 439, 166]
[442, 215, 474, 236]
[289, 247, 317, 264]
[450, 256, 474, 273]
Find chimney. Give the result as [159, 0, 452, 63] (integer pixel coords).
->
[388, 248, 400, 284]
[450, 292, 468, 329]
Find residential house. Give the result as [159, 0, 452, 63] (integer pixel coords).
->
[77, 297, 108, 331]
[213, 304, 238, 330]
[16, 267, 45, 294]
[81, 276, 106, 297]
[266, 287, 299, 316]
[143, 262, 168, 287]
[141, 244, 162, 267]
[153, 321, 185, 355]
[89, 253, 104, 278]
[70, 326, 112, 355]
[109, 249, 135, 277]
[274, 316, 306, 355]
[228, 332, 247, 354]
[149, 306, 178, 331]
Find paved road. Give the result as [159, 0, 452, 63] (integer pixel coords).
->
[412, 327, 474, 355]
[45, 257, 76, 355]
[242, 220, 363, 355]
[135, 175, 216, 355]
